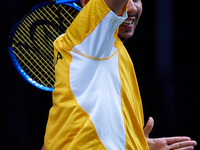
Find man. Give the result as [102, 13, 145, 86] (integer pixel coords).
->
[43, 0, 197, 149]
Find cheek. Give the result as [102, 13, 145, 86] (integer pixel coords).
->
[135, 5, 142, 25]
[135, 2, 143, 17]
[138, 4, 143, 17]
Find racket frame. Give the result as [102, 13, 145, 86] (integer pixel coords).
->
[8, 0, 81, 92]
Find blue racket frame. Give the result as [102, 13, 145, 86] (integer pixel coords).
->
[8, 0, 81, 92]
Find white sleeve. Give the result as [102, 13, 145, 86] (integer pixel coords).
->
[72, 10, 127, 59]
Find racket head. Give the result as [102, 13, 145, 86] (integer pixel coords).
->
[8, 0, 81, 92]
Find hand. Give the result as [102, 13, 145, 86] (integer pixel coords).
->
[144, 117, 197, 150]
[41, 144, 46, 150]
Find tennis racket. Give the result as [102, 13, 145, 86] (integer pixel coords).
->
[8, 0, 81, 92]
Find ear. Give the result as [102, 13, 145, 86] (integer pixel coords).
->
[80, 0, 90, 7]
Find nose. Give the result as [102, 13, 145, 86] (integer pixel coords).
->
[127, 0, 137, 15]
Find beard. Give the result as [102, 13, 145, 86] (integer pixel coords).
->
[118, 30, 134, 43]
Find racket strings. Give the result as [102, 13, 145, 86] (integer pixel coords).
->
[13, 37, 55, 79]
[13, 47, 53, 86]
[11, 4, 79, 88]
[27, 14, 56, 48]
[58, 5, 77, 26]
[28, 12, 58, 51]
[33, 9, 61, 39]
[14, 23, 55, 73]
[13, 36, 55, 86]
[16, 15, 55, 66]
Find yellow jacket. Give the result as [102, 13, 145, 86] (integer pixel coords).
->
[45, 0, 148, 149]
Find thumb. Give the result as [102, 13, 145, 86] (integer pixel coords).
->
[143, 117, 154, 138]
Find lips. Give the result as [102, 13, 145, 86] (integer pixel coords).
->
[122, 20, 134, 25]
[121, 16, 136, 28]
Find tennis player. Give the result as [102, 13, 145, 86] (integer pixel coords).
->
[43, 0, 197, 149]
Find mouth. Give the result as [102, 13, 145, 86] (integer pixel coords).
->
[121, 16, 136, 28]
[122, 19, 134, 26]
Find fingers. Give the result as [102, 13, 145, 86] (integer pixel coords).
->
[167, 137, 197, 150]
[143, 117, 154, 138]
[176, 146, 196, 150]
[166, 137, 191, 145]
[169, 142, 197, 150]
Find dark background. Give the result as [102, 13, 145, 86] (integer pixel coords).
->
[0, 0, 199, 149]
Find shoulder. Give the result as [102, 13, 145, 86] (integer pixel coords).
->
[55, 0, 128, 52]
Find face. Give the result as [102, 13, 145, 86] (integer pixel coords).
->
[118, 0, 143, 42]
[80, 0, 143, 42]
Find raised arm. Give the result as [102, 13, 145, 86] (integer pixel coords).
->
[104, 0, 127, 14]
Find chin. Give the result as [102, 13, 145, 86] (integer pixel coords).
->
[118, 31, 134, 42]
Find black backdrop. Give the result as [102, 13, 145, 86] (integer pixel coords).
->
[1, 0, 199, 149]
